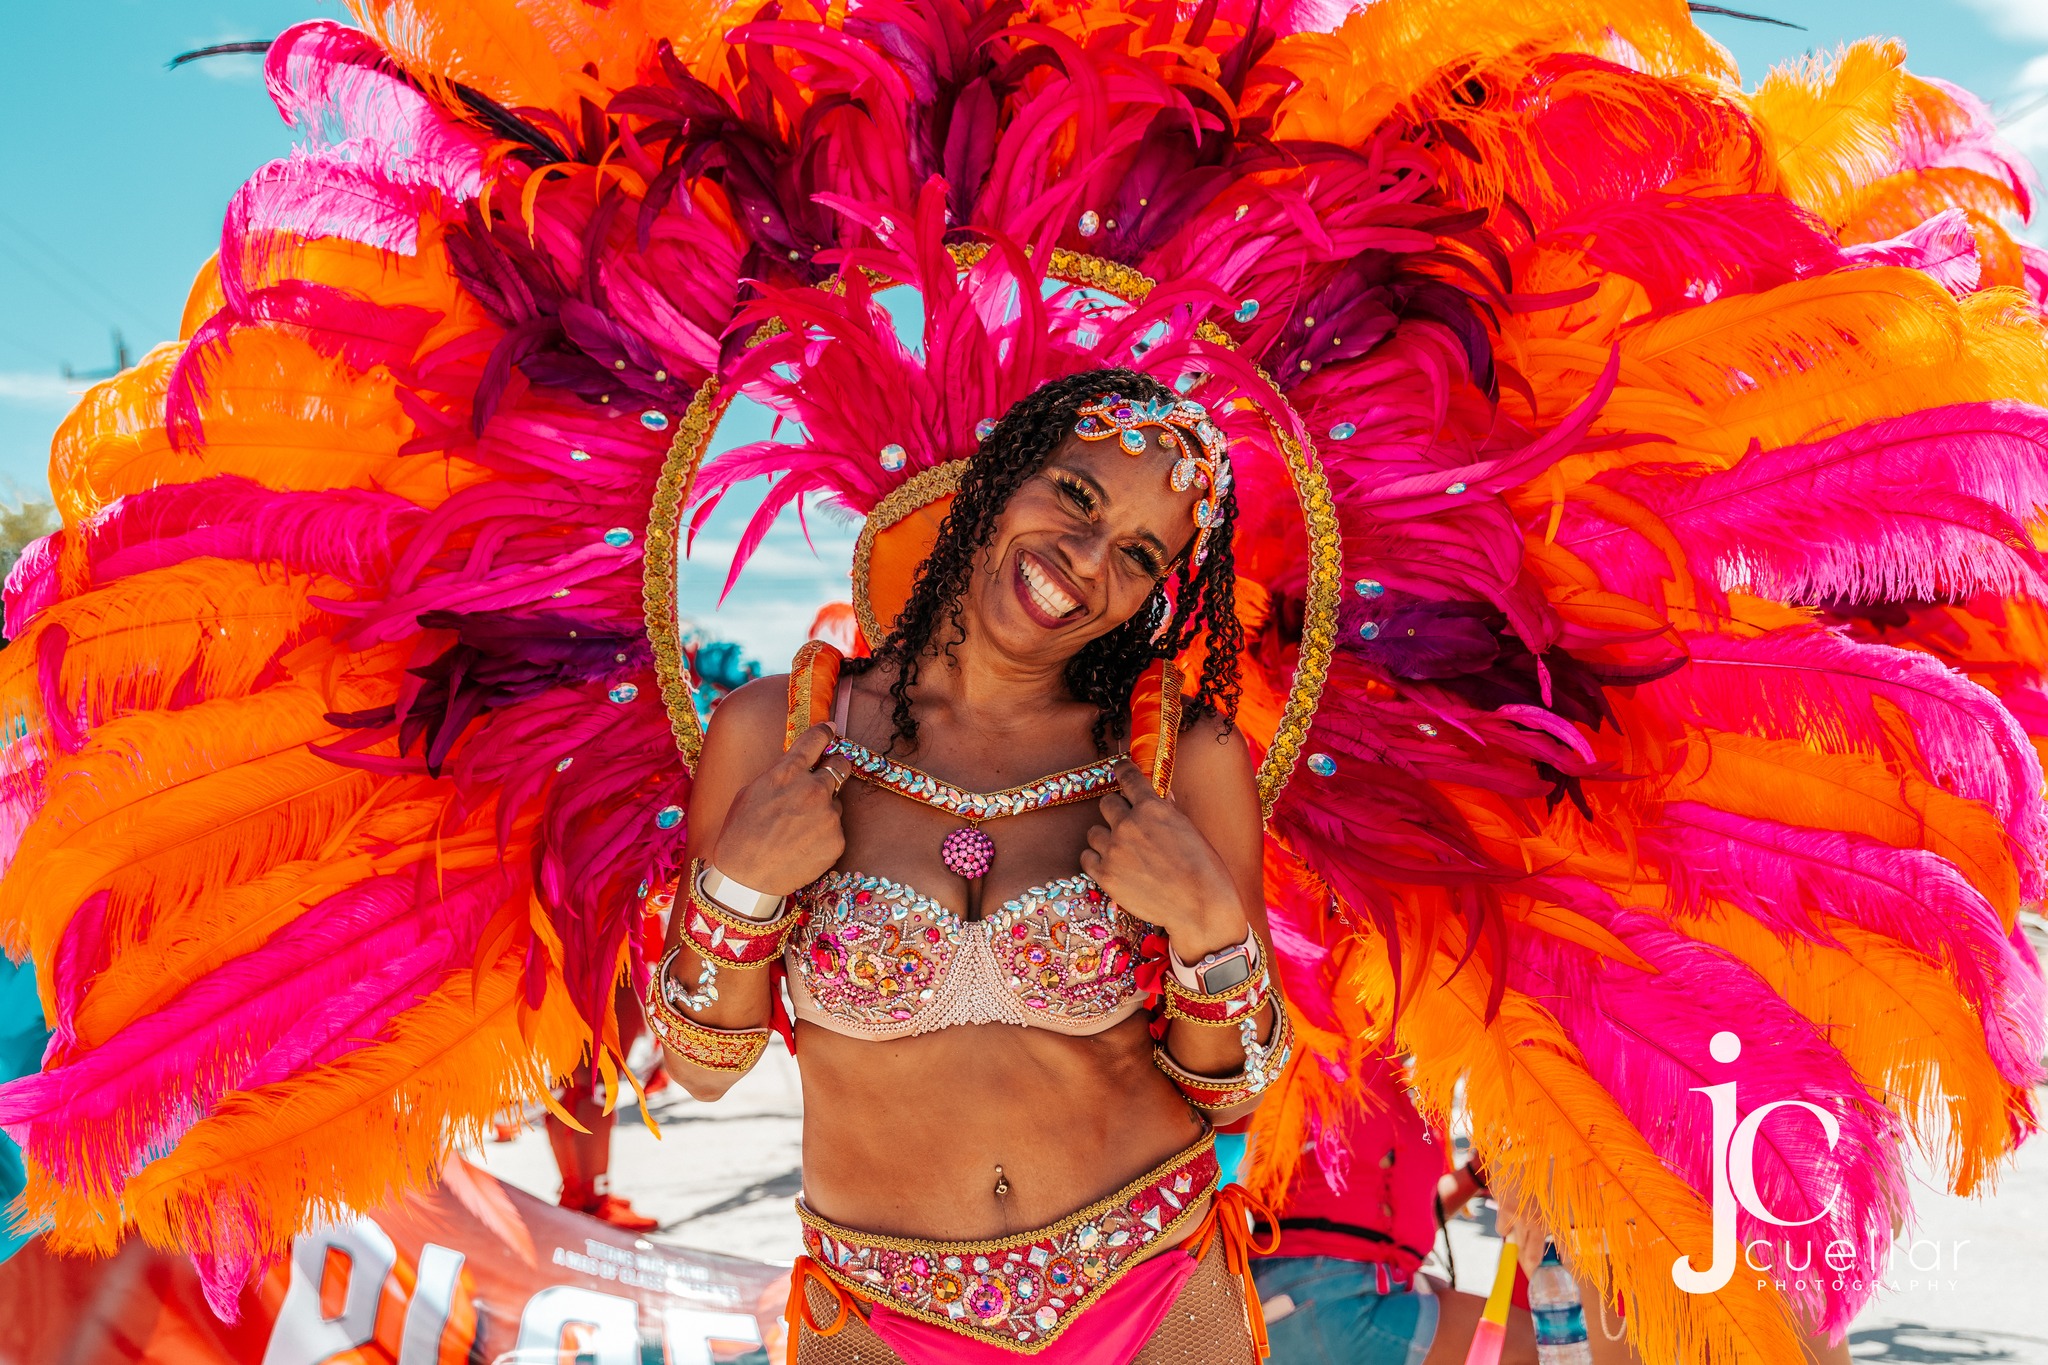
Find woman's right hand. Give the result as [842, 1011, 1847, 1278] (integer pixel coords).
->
[705, 722, 848, 895]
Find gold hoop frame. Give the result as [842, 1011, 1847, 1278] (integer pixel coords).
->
[850, 459, 969, 647]
[641, 246, 1341, 817]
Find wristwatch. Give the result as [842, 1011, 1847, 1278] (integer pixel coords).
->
[1170, 925, 1260, 993]
[697, 863, 787, 922]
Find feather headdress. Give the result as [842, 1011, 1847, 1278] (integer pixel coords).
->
[0, 1, 2041, 1355]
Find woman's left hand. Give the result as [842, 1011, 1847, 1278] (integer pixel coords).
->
[1081, 762, 1249, 959]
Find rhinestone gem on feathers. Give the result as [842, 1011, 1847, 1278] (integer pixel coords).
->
[942, 826, 997, 878]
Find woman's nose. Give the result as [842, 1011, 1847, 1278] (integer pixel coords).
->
[1059, 527, 1114, 579]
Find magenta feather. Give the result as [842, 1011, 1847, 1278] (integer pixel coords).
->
[1543, 193, 1847, 313]
[1645, 626, 2047, 888]
[1514, 897, 1905, 1337]
[83, 478, 421, 588]
[1592, 402, 2048, 606]
[1641, 804, 2046, 1087]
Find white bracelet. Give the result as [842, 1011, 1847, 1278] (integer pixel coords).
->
[1168, 923, 1260, 990]
[698, 863, 787, 922]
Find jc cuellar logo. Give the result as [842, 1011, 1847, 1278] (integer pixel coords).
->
[1671, 1031, 1841, 1295]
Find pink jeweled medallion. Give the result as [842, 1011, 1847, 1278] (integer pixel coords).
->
[941, 825, 996, 878]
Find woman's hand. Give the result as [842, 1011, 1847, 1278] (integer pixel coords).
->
[705, 723, 848, 895]
[1081, 761, 1249, 959]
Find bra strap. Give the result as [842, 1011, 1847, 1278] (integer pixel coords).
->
[833, 671, 854, 734]
[1129, 659, 1185, 796]
[786, 640, 845, 750]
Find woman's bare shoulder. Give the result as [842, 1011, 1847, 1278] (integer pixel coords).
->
[1171, 711, 1254, 789]
[700, 674, 792, 768]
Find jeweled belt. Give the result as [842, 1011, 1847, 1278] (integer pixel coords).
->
[794, 1134, 1218, 1352]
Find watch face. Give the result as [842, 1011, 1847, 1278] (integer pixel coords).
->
[1198, 950, 1253, 994]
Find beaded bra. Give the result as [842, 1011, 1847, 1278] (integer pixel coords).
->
[785, 684, 1156, 1040]
[786, 866, 1154, 1039]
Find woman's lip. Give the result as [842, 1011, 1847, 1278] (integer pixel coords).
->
[1014, 551, 1084, 628]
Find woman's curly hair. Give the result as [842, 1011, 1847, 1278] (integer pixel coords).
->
[850, 367, 1243, 753]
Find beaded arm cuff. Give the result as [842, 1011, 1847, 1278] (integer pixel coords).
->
[685, 860, 799, 968]
[1153, 1004, 1294, 1111]
[1162, 956, 1274, 1027]
[644, 974, 771, 1073]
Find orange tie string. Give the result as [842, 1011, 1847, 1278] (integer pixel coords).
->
[1189, 1183, 1281, 1361]
[785, 1255, 863, 1349]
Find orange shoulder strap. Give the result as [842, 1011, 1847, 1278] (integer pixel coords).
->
[785, 641, 845, 750]
[1128, 659, 1184, 796]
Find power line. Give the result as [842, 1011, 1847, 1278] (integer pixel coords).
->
[0, 326, 58, 368]
[0, 209, 157, 336]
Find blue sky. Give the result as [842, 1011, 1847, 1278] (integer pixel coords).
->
[2, 1, 2046, 651]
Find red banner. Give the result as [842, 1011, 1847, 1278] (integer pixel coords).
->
[0, 1159, 789, 1365]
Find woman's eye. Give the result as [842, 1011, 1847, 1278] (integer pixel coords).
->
[1124, 546, 1163, 576]
[1056, 479, 1095, 513]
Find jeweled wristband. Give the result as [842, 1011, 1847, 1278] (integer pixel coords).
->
[643, 976, 771, 1073]
[1153, 1006, 1294, 1111]
[684, 860, 798, 968]
[1162, 959, 1274, 1027]
[658, 943, 721, 1013]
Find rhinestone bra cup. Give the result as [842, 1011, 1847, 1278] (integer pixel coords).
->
[787, 871, 1153, 1038]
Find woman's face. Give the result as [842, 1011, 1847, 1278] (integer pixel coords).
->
[966, 426, 1201, 666]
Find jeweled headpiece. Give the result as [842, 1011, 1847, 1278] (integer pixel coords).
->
[1073, 394, 1233, 566]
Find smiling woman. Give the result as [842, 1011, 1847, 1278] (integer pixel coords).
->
[660, 361, 1284, 1359]
[636, 235, 1319, 1358]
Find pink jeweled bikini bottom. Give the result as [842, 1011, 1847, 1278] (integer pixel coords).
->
[793, 1134, 1218, 1354]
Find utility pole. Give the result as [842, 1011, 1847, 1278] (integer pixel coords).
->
[60, 329, 129, 382]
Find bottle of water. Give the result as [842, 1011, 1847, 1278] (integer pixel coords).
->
[1528, 1243, 1595, 1364]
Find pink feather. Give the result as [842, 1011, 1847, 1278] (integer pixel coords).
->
[0, 873, 502, 1199]
[265, 20, 489, 200]
[1641, 804, 2047, 1087]
[1644, 626, 2047, 891]
[2, 531, 60, 637]
[1590, 402, 2048, 606]
[83, 478, 422, 588]
[1514, 895, 1906, 1337]
[1841, 209, 1982, 296]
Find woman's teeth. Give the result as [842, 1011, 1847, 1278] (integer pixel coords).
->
[1021, 557, 1079, 617]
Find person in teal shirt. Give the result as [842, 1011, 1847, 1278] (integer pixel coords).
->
[0, 957, 50, 1261]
